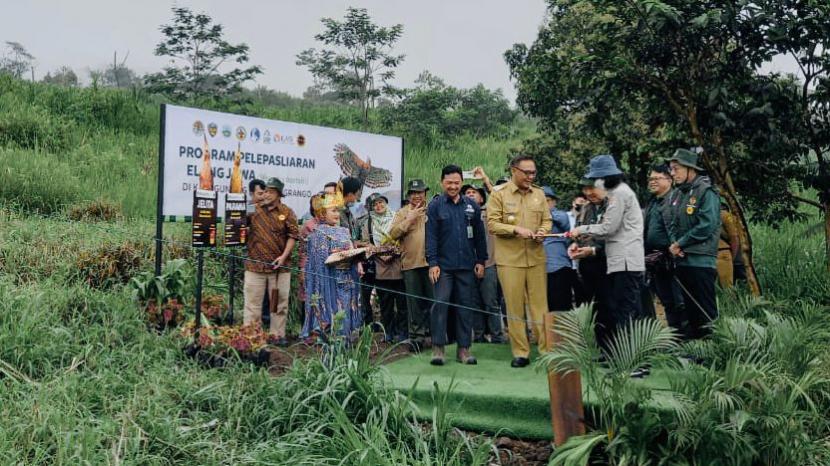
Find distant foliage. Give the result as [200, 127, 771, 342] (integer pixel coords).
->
[42, 66, 79, 87]
[381, 71, 517, 145]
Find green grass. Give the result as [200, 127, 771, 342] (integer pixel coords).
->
[2, 75, 830, 464]
[384, 343, 676, 440]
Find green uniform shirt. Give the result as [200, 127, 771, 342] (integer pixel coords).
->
[667, 178, 720, 269]
[644, 194, 671, 251]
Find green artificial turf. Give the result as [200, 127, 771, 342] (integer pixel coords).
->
[383, 343, 675, 440]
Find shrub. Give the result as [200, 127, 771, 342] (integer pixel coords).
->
[74, 240, 145, 288]
[68, 199, 122, 221]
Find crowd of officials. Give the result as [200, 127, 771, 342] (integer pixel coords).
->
[242, 149, 742, 374]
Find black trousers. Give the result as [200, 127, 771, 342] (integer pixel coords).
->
[547, 267, 578, 312]
[376, 279, 407, 340]
[675, 266, 718, 340]
[650, 269, 684, 330]
[604, 271, 645, 347]
[578, 259, 609, 347]
[430, 269, 475, 348]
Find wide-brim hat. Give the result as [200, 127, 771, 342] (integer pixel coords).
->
[668, 148, 704, 171]
[542, 186, 559, 199]
[265, 177, 285, 196]
[584, 154, 623, 179]
[461, 184, 487, 203]
[406, 178, 429, 194]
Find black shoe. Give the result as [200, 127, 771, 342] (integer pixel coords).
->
[630, 367, 651, 378]
[511, 357, 530, 368]
[430, 357, 445, 366]
[457, 348, 477, 365]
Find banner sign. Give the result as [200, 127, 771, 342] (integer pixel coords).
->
[223, 192, 248, 246]
[192, 189, 218, 248]
[160, 104, 404, 219]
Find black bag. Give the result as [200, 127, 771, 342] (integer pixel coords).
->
[644, 250, 672, 273]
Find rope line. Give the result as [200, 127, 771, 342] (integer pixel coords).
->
[8, 208, 551, 327]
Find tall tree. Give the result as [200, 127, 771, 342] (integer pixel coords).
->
[505, 0, 806, 295]
[0, 41, 34, 79]
[381, 71, 516, 145]
[145, 7, 262, 100]
[762, 0, 830, 269]
[297, 7, 404, 129]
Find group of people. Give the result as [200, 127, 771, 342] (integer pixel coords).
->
[240, 148, 736, 373]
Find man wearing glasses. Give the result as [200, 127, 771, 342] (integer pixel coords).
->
[643, 163, 684, 335]
[487, 154, 552, 368]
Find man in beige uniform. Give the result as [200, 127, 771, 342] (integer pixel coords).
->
[487, 155, 552, 367]
[389, 179, 432, 352]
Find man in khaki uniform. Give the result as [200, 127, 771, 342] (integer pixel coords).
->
[717, 205, 740, 288]
[389, 179, 432, 352]
[487, 155, 552, 367]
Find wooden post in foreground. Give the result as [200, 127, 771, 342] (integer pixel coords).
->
[544, 311, 585, 446]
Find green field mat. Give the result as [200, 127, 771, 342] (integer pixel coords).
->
[383, 343, 675, 440]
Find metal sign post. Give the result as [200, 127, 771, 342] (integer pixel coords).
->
[224, 192, 248, 325]
[192, 189, 218, 344]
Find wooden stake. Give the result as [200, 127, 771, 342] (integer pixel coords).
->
[544, 311, 585, 446]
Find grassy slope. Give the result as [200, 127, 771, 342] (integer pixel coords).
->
[0, 77, 532, 219]
[2, 78, 829, 463]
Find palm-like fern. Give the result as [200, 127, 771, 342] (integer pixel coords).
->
[541, 298, 830, 465]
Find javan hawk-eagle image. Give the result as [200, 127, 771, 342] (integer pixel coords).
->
[333, 143, 393, 188]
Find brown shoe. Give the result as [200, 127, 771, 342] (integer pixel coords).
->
[457, 347, 477, 365]
[430, 345, 445, 366]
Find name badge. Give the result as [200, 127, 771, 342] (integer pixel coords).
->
[467, 225, 474, 239]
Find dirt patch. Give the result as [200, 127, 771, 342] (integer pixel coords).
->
[494, 436, 553, 466]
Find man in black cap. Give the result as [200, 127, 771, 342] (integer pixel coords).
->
[389, 179, 433, 351]
[666, 149, 721, 340]
[244, 177, 298, 346]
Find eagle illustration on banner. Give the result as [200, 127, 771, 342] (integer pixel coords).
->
[333, 143, 393, 188]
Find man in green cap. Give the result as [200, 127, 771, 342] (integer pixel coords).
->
[666, 148, 721, 340]
[389, 179, 433, 352]
[244, 177, 299, 346]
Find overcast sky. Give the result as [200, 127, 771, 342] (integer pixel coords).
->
[4, 0, 551, 103]
[3, 1, 801, 105]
